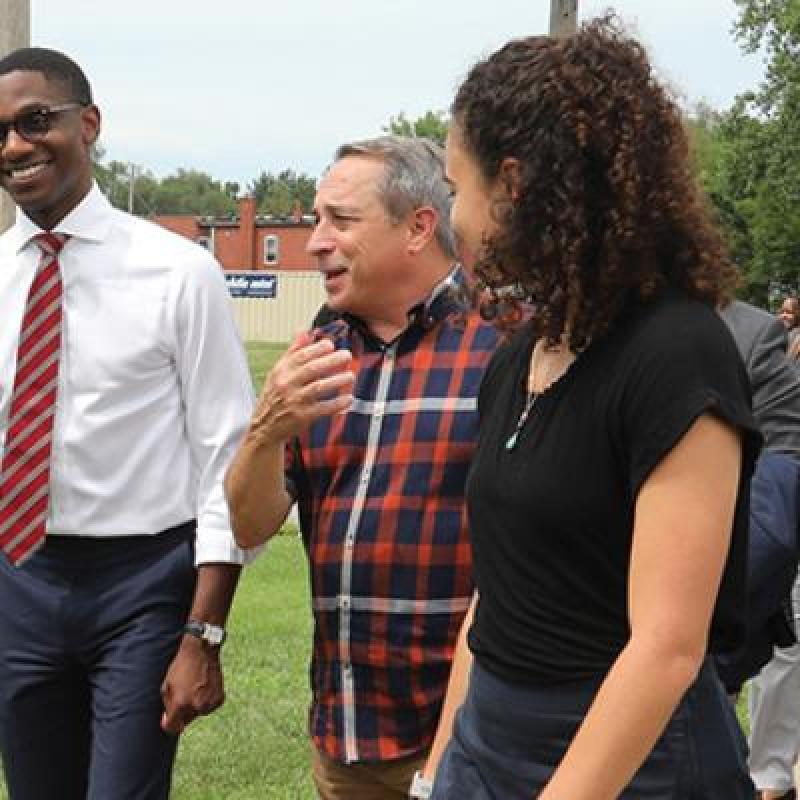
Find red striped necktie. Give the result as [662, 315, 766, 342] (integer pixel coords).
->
[0, 232, 68, 566]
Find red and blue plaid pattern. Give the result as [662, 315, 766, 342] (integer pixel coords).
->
[288, 284, 498, 763]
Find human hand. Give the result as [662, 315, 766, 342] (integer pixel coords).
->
[160, 635, 225, 735]
[247, 330, 355, 446]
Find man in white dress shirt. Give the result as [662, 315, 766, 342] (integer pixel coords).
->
[0, 48, 255, 799]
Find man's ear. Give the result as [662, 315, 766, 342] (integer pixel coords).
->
[81, 104, 101, 147]
[499, 157, 522, 201]
[407, 206, 438, 255]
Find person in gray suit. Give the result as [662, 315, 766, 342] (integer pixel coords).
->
[722, 300, 800, 454]
[721, 299, 800, 800]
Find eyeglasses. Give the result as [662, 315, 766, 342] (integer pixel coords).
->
[0, 104, 86, 147]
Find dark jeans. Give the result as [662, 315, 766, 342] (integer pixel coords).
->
[0, 523, 196, 800]
[432, 659, 754, 799]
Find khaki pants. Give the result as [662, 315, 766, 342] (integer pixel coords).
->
[311, 743, 427, 800]
[749, 575, 800, 792]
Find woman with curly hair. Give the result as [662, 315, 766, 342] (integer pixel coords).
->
[419, 16, 762, 800]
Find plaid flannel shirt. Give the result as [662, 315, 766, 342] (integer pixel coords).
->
[287, 269, 498, 763]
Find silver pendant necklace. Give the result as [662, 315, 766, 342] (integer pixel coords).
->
[505, 392, 538, 450]
[504, 335, 573, 452]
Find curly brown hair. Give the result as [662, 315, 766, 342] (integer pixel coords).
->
[452, 14, 738, 348]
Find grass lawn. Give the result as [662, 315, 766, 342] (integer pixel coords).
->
[171, 534, 315, 799]
[172, 342, 312, 798]
[246, 341, 287, 393]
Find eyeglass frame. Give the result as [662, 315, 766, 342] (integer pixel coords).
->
[0, 103, 88, 148]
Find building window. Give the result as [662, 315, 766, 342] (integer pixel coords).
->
[197, 236, 211, 250]
[264, 234, 280, 265]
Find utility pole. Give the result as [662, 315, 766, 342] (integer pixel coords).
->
[0, 0, 30, 233]
[550, 0, 578, 36]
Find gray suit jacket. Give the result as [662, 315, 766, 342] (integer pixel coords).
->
[720, 300, 800, 456]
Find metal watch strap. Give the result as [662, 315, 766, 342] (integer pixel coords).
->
[183, 620, 226, 647]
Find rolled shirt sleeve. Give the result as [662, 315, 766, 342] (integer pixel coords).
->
[171, 251, 260, 565]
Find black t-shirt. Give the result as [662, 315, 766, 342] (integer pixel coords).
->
[467, 289, 762, 686]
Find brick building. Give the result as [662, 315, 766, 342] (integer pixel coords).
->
[152, 196, 314, 271]
[151, 197, 326, 342]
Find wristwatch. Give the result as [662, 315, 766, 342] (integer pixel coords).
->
[183, 620, 227, 647]
[409, 770, 433, 799]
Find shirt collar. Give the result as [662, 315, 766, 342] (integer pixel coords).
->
[406, 263, 468, 329]
[12, 185, 114, 255]
[341, 263, 468, 345]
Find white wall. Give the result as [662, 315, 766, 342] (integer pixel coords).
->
[231, 270, 326, 342]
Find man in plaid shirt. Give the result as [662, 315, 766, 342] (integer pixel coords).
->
[225, 136, 497, 799]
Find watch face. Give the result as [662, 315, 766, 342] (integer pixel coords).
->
[186, 621, 226, 647]
[204, 624, 226, 646]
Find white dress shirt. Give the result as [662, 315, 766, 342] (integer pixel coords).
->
[0, 187, 256, 564]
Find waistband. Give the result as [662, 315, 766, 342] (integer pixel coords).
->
[42, 520, 196, 559]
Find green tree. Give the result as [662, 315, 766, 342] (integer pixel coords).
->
[727, 0, 800, 294]
[684, 104, 757, 290]
[92, 154, 319, 220]
[383, 110, 449, 146]
[734, 0, 800, 112]
[249, 169, 316, 216]
[93, 160, 160, 216]
[685, 101, 724, 186]
[684, 3, 800, 301]
[152, 168, 238, 216]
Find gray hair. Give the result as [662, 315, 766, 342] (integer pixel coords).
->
[334, 135, 457, 260]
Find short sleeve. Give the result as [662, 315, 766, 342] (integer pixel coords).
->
[619, 301, 762, 497]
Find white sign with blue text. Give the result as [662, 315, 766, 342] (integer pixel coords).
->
[224, 272, 278, 298]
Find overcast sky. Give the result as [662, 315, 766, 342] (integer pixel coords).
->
[30, 1, 765, 187]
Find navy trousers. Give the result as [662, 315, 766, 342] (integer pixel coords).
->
[432, 659, 755, 799]
[0, 523, 196, 800]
